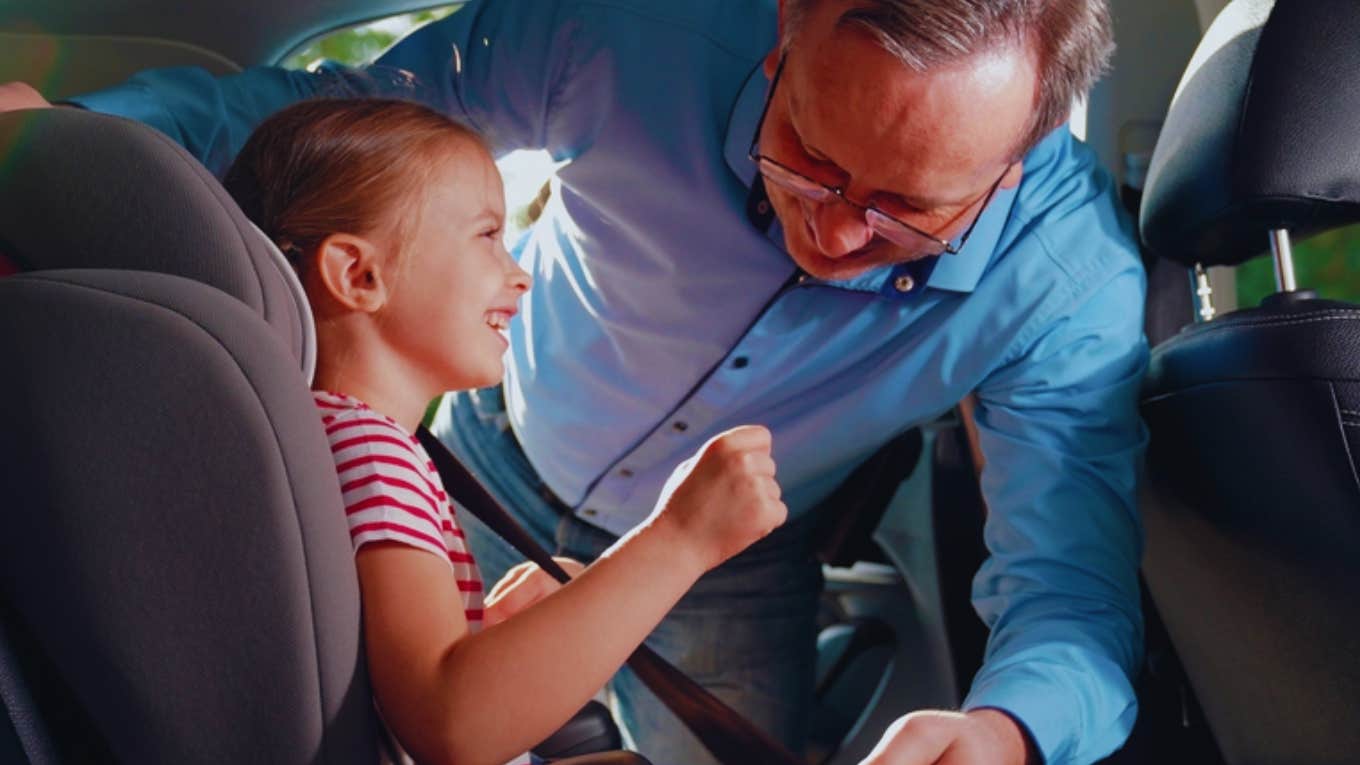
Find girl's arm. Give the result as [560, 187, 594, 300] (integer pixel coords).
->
[357, 425, 786, 765]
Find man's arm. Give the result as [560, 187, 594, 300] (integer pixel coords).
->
[49, 0, 582, 174]
[959, 258, 1148, 765]
[66, 65, 365, 175]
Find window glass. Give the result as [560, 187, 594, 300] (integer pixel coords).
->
[280, 7, 462, 71]
[1236, 225, 1360, 307]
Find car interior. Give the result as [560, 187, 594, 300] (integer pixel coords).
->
[1, 0, 1357, 763]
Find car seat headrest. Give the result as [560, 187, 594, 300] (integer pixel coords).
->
[0, 107, 315, 381]
[1139, 0, 1360, 267]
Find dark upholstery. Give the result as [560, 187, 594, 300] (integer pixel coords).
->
[1140, 0, 1360, 266]
[1137, 2, 1360, 763]
[0, 107, 377, 763]
[0, 107, 312, 376]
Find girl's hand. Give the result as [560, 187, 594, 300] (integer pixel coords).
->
[483, 557, 586, 626]
[650, 425, 788, 572]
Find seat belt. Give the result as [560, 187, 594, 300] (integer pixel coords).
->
[415, 427, 804, 765]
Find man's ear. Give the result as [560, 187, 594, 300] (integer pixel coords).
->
[763, 47, 781, 78]
[999, 160, 1025, 191]
[314, 233, 390, 313]
[763, 0, 786, 77]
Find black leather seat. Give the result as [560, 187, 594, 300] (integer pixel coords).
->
[1137, 2, 1360, 763]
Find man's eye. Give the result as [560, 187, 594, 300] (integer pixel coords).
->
[481, 227, 503, 239]
[875, 197, 927, 219]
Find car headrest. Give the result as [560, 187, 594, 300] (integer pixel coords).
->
[0, 107, 315, 381]
[1139, 0, 1360, 267]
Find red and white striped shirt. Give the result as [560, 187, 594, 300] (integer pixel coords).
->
[315, 391, 534, 765]
[314, 390, 486, 628]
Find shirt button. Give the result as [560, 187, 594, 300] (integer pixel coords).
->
[583, 508, 599, 517]
[672, 421, 689, 432]
[732, 356, 750, 369]
[756, 200, 770, 215]
[894, 274, 916, 293]
[618, 468, 634, 478]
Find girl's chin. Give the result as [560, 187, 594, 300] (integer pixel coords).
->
[443, 364, 504, 393]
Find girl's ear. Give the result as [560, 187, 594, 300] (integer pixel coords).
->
[314, 233, 390, 313]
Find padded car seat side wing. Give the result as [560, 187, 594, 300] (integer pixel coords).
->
[0, 269, 377, 764]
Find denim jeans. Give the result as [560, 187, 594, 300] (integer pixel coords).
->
[430, 388, 823, 765]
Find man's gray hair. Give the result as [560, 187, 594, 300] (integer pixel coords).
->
[782, 0, 1115, 158]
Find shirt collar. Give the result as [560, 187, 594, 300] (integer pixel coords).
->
[722, 62, 1018, 297]
[723, 60, 767, 189]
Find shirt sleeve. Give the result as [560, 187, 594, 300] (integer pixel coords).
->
[373, 0, 600, 160]
[67, 63, 406, 175]
[962, 251, 1148, 765]
[66, 0, 594, 173]
[324, 412, 453, 566]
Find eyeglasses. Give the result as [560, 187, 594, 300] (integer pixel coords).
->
[748, 55, 1006, 257]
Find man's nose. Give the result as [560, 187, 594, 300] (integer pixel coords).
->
[807, 199, 873, 258]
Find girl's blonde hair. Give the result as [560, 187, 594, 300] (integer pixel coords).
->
[224, 97, 486, 272]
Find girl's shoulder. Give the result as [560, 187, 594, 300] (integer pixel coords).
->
[313, 390, 403, 430]
[312, 390, 429, 462]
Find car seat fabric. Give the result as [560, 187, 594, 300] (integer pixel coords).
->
[0, 107, 314, 380]
[1136, 1, 1360, 763]
[0, 106, 376, 763]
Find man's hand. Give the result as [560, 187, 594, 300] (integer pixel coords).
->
[0, 82, 52, 112]
[858, 709, 1038, 765]
[483, 556, 587, 626]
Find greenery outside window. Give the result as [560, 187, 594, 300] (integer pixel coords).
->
[1236, 225, 1360, 308]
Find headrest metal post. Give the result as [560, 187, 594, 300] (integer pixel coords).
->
[1189, 263, 1216, 322]
[1269, 229, 1298, 293]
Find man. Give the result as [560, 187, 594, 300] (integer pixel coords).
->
[0, 1, 1147, 762]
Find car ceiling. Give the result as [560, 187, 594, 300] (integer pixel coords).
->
[0, 0, 464, 67]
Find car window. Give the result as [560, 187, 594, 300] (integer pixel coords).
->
[280, 5, 558, 243]
[280, 7, 463, 72]
[1237, 224, 1360, 307]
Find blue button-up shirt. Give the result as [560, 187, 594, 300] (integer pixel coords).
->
[73, 1, 1148, 761]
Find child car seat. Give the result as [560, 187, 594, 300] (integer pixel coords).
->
[0, 105, 375, 763]
[0, 106, 645, 765]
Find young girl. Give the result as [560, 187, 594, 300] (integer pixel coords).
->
[222, 98, 787, 765]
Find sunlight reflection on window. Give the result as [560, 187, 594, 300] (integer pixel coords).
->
[498, 149, 562, 244]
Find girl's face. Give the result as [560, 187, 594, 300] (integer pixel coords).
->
[380, 140, 531, 392]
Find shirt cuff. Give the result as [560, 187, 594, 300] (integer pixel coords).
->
[962, 650, 1137, 765]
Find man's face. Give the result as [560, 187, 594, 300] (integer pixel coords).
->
[758, 4, 1037, 281]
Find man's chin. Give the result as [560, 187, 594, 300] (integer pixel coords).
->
[791, 247, 897, 282]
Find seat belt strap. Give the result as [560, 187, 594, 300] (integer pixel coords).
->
[415, 426, 804, 765]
